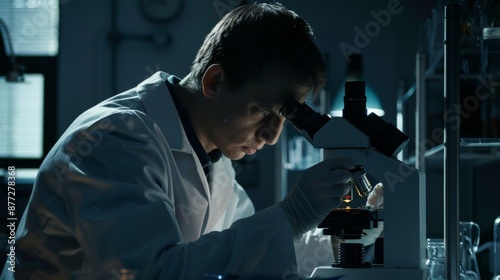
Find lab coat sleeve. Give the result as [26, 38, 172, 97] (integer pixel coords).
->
[31, 111, 296, 279]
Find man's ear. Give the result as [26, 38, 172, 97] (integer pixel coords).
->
[201, 64, 224, 99]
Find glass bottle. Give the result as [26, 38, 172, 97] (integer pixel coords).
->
[493, 216, 500, 280]
[460, 222, 481, 280]
[426, 239, 469, 280]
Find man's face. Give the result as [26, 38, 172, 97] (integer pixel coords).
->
[205, 65, 310, 160]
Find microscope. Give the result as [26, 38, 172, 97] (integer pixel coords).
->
[280, 81, 427, 279]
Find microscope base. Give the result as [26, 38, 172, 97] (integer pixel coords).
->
[310, 266, 427, 280]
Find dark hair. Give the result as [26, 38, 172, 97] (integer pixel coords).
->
[188, 2, 327, 97]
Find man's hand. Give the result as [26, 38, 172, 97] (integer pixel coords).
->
[279, 158, 354, 240]
[367, 183, 384, 208]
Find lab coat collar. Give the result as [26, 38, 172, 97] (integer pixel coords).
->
[165, 75, 216, 169]
[137, 71, 191, 154]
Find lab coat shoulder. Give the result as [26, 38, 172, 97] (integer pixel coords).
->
[46, 95, 175, 195]
[7, 103, 187, 278]
[42, 103, 182, 235]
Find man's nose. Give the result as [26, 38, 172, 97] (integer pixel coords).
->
[257, 116, 284, 145]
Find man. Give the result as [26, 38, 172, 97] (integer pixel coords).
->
[2, 3, 356, 279]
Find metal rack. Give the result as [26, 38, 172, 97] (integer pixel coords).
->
[399, 5, 463, 277]
[443, 7, 462, 278]
[400, 3, 500, 279]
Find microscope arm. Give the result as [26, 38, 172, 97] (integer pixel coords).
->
[310, 117, 426, 270]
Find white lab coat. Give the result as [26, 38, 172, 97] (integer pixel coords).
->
[1, 72, 296, 279]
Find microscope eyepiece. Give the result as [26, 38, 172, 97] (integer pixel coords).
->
[280, 101, 331, 144]
[362, 113, 409, 157]
[343, 81, 367, 127]
[342, 81, 409, 157]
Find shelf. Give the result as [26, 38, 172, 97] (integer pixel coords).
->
[405, 138, 500, 165]
[424, 73, 482, 80]
[403, 49, 444, 101]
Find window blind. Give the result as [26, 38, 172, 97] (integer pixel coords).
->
[0, 0, 59, 56]
[0, 74, 44, 158]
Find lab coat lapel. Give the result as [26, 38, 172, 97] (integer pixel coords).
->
[138, 71, 212, 241]
[204, 158, 235, 232]
[137, 72, 189, 154]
